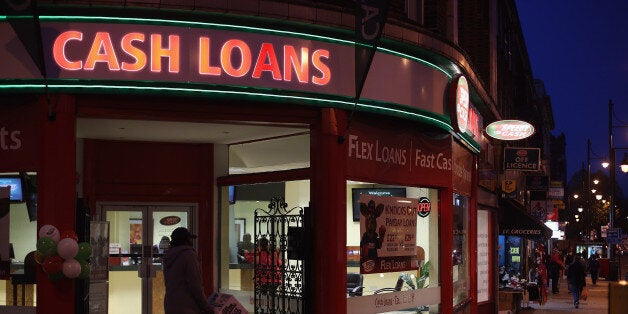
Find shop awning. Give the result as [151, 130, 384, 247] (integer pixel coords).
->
[498, 199, 552, 242]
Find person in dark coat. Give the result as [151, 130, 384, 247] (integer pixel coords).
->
[549, 249, 564, 294]
[566, 253, 587, 309]
[163, 227, 211, 314]
[588, 252, 600, 285]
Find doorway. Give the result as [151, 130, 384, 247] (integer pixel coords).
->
[99, 203, 196, 314]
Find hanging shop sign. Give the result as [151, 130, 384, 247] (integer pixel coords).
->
[485, 120, 535, 141]
[358, 195, 417, 274]
[503, 147, 540, 171]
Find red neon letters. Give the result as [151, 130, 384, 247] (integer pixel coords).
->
[52, 30, 331, 85]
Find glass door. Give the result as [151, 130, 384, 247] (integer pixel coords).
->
[101, 203, 194, 314]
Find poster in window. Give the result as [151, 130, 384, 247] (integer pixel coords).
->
[359, 194, 417, 274]
[90, 221, 110, 281]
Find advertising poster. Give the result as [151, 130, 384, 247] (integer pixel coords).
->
[476, 210, 489, 302]
[90, 221, 110, 281]
[359, 195, 417, 274]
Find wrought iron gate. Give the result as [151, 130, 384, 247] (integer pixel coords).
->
[254, 197, 304, 314]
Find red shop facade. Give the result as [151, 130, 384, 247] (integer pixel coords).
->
[0, 11, 496, 314]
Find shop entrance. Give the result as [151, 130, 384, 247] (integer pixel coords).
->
[99, 203, 196, 314]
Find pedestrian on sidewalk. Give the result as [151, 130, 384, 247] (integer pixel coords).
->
[549, 248, 565, 294]
[566, 253, 587, 309]
[588, 252, 600, 285]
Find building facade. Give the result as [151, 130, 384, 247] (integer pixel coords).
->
[0, 1, 553, 313]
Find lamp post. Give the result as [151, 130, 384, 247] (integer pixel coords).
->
[607, 99, 628, 280]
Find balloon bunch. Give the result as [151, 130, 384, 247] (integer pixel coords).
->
[36, 224, 92, 281]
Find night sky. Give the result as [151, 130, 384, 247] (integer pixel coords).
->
[516, 1, 628, 198]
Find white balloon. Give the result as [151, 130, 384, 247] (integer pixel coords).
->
[38, 225, 60, 243]
[62, 259, 81, 278]
[57, 238, 79, 260]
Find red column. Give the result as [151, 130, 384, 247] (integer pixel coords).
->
[37, 94, 77, 314]
[310, 108, 347, 313]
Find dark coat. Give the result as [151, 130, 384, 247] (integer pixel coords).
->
[163, 245, 211, 314]
[566, 257, 587, 287]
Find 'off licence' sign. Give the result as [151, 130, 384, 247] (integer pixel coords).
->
[503, 147, 540, 171]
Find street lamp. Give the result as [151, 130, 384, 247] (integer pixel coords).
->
[607, 99, 628, 280]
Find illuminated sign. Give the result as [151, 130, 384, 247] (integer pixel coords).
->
[51, 30, 330, 85]
[448, 75, 469, 133]
[34, 21, 452, 118]
[485, 120, 535, 141]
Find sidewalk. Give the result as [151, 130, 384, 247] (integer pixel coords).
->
[519, 275, 607, 313]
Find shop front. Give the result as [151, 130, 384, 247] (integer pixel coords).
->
[498, 199, 552, 312]
[1, 7, 490, 314]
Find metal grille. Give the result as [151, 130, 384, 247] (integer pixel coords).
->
[254, 197, 304, 314]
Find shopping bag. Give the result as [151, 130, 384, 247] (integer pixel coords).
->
[581, 287, 588, 300]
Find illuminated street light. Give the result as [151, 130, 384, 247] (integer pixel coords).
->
[602, 161, 610, 168]
[578, 207, 583, 212]
[621, 153, 628, 173]
[574, 194, 579, 199]
[593, 179, 600, 185]
[596, 194, 603, 201]
[591, 189, 597, 194]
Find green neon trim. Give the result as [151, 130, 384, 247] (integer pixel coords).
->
[356, 103, 453, 131]
[39, 15, 356, 46]
[378, 47, 451, 78]
[0, 81, 479, 149]
[0, 81, 449, 125]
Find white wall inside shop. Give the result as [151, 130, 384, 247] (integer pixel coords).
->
[9, 203, 37, 263]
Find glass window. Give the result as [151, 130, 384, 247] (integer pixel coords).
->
[3, 173, 38, 307]
[219, 180, 310, 312]
[346, 182, 440, 313]
[452, 193, 469, 307]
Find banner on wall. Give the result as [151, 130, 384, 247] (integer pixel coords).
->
[347, 118, 452, 187]
[358, 195, 418, 274]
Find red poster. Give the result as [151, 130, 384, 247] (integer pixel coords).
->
[347, 118, 452, 187]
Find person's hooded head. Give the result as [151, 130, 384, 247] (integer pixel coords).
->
[169, 227, 197, 247]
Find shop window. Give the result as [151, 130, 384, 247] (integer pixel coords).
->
[1, 172, 38, 306]
[219, 180, 310, 312]
[452, 193, 469, 307]
[346, 181, 440, 313]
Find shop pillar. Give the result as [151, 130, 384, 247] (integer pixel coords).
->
[310, 108, 347, 313]
[37, 94, 77, 314]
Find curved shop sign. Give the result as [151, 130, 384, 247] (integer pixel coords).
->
[22, 21, 450, 116]
[485, 119, 535, 141]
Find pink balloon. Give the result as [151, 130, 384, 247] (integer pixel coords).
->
[62, 259, 81, 278]
[57, 238, 79, 260]
[39, 225, 60, 243]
